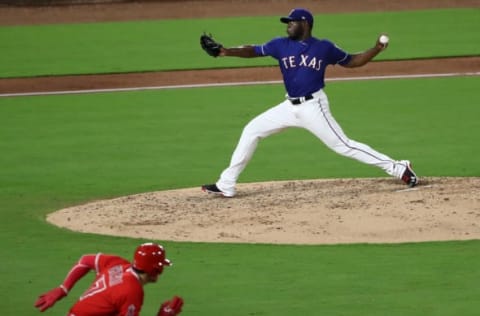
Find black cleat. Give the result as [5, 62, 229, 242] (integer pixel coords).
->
[401, 162, 418, 187]
[201, 184, 233, 197]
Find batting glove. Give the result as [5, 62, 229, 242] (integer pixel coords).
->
[34, 286, 67, 312]
[157, 295, 184, 316]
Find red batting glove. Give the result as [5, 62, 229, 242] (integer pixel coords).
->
[157, 296, 184, 316]
[34, 286, 67, 312]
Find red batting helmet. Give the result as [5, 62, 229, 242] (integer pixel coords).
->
[132, 243, 171, 276]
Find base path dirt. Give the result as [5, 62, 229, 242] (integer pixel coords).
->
[4, 0, 480, 244]
[1, 57, 479, 95]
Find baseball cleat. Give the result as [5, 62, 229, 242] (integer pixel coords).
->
[401, 162, 418, 187]
[201, 184, 233, 197]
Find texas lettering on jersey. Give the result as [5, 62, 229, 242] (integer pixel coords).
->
[281, 54, 323, 71]
[254, 37, 351, 97]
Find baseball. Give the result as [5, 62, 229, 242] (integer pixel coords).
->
[379, 35, 389, 45]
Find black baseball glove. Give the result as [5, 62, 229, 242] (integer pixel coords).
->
[200, 33, 223, 57]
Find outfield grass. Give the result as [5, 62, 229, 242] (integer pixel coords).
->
[0, 8, 479, 77]
[1, 76, 479, 315]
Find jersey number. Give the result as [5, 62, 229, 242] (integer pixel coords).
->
[79, 275, 107, 300]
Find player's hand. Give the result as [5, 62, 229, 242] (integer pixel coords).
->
[375, 34, 389, 51]
[200, 33, 223, 58]
[34, 287, 67, 312]
[157, 296, 184, 316]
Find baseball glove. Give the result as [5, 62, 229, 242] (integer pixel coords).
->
[200, 33, 223, 57]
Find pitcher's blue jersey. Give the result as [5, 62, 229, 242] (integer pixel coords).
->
[254, 37, 351, 97]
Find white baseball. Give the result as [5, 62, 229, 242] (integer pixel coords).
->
[379, 35, 389, 45]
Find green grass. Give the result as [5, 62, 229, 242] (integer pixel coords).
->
[0, 8, 479, 77]
[1, 76, 480, 315]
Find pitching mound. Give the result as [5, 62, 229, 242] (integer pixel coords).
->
[47, 177, 480, 245]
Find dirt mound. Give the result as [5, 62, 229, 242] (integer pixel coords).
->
[47, 177, 480, 245]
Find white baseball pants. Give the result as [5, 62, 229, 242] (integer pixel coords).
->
[216, 89, 408, 196]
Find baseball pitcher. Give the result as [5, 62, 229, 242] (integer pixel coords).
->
[200, 8, 418, 197]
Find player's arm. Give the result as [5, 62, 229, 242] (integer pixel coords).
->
[219, 45, 259, 58]
[60, 254, 98, 290]
[200, 33, 260, 58]
[34, 254, 98, 312]
[343, 36, 388, 68]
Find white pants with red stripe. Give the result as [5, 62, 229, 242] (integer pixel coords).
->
[216, 89, 409, 197]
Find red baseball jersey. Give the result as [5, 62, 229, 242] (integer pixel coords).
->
[68, 253, 144, 316]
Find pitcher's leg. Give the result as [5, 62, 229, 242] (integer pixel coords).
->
[217, 101, 294, 195]
[302, 93, 407, 178]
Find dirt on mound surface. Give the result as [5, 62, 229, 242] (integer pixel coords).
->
[47, 177, 480, 245]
